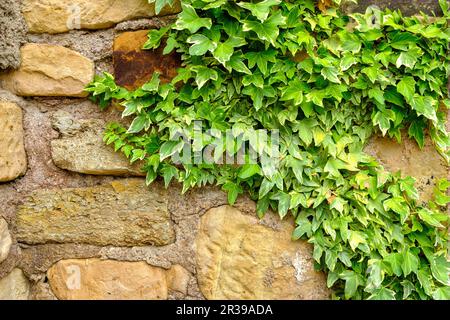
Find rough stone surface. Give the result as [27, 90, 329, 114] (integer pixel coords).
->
[26, 29, 114, 76]
[16, 179, 175, 247]
[51, 110, 145, 176]
[0, 269, 30, 300]
[0, 43, 94, 97]
[196, 206, 330, 300]
[166, 264, 191, 295]
[27, 29, 114, 63]
[23, 0, 182, 34]
[47, 259, 169, 300]
[113, 30, 181, 90]
[12, 187, 263, 300]
[343, 0, 444, 16]
[0, 101, 27, 182]
[115, 15, 178, 32]
[0, 91, 124, 237]
[0, 218, 12, 263]
[0, 0, 27, 70]
[365, 134, 448, 202]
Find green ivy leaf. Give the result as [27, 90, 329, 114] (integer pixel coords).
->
[340, 271, 364, 299]
[348, 230, 367, 251]
[131, 149, 146, 163]
[366, 259, 384, 290]
[397, 76, 416, 102]
[418, 208, 444, 228]
[141, 72, 160, 92]
[238, 163, 261, 179]
[242, 11, 286, 46]
[175, 4, 212, 33]
[270, 191, 291, 219]
[159, 140, 184, 161]
[128, 115, 148, 134]
[396, 51, 418, 69]
[161, 164, 178, 188]
[259, 177, 275, 198]
[237, 0, 281, 22]
[280, 79, 304, 105]
[384, 253, 403, 277]
[245, 50, 277, 76]
[401, 249, 419, 277]
[430, 255, 450, 286]
[417, 268, 433, 296]
[191, 66, 218, 88]
[145, 169, 157, 185]
[222, 181, 243, 205]
[367, 288, 396, 300]
[401, 280, 416, 299]
[321, 66, 341, 84]
[143, 26, 171, 49]
[187, 34, 217, 55]
[410, 95, 437, 122]
[384, 197, 410, 224]
[225, 54, 252, 74]
[408, 120, 425, 149]
[433, 287, 450, 300]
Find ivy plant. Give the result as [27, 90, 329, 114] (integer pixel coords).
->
[86, 0, 450, 300]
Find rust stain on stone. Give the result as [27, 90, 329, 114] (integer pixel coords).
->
[113, 29, 181, 90]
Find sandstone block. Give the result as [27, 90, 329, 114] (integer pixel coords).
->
[47, 259, 189, 300]
[47, 259, 168, 300]
[0, 44, 94, 97]
[22, 0, 182, 34]
[51, 111, 144, 176]
[16, 179, 175, 247]
[196, 206, 330, 300]
[0, 101, 27, 182]
[0, 269, 30, 300]
[0, 218, 12, 263]
[166, 264, 190, 295]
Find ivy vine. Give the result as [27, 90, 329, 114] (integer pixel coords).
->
[86, 0, 450, 300]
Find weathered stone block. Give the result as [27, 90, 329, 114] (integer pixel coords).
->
[0, 101, 27, 182]
[23, 0, 182, 34]
[0, 218, 12, 263]
[48, 259, 167, 300]
[16, 179, 175, 247]
[0, 0, 27, 69]
[47, 259, 190, 300]
[113, 30, 181, 90]
[196, 206, 330, 300]
[0, 269, 30, 300]
[51, 111, 145, 176]
[0, 44, 94, 97]
[166, 264, 190, 295]
[365, 134, 448, 202]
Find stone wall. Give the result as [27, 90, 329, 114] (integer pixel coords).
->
[0, 0, 447, 300]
